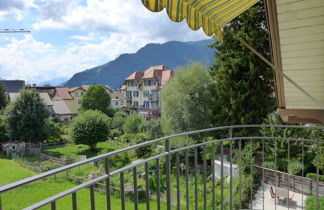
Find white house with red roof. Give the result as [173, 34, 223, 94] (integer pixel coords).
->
[123, 65, 174, 117]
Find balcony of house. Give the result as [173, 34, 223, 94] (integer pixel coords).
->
[147, 94, 159, 101]
[0, 125, 323, 210]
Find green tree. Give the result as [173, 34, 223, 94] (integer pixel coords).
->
[6, 89, 50, 142]
[111, 109, 128, 130]
[0, 83, 8, 111]
[81, 84, 112, 116]
[209, 2, 276, 131]
[161, 63, 214, 134]
[145, 119, 164, 139]
[123, 114, 145, 134]
[70, 110, 111, 151]
[44, 121, 62, 142]
[0, 115, 8, 142]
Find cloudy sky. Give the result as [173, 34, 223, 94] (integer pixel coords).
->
[0, 0, 207, 85]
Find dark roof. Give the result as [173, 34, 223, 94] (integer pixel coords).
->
[0, 80, 25, 93]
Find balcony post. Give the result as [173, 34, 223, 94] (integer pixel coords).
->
[229, 128, 233, 210]
[0, 194, 2, 210]
[165, 139, 171, 210]
[104, 158, 111, 210]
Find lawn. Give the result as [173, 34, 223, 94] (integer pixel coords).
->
[0, 156, 35, 186]
[42, 141, 121, 160]
[0, 156, 167, 210]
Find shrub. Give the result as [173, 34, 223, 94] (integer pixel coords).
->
[305, 196, 324, 210]
[123, 114, 145, 134]
[288, 159, 303, 175]
[145, 119, 164, 139]
[131, 133, 153, 158]
[70, 110, 111, 151]
[306, 173, 324, 182]
[44, 121, 62, 142]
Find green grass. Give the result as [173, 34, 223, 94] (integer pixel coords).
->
[0, 157, 35, 186]
[0, 156, 167, 210]
[43, 142, 121, 160]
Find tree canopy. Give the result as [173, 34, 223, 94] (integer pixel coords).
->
[209, 2, 276, 129]
[123, 114, 145, 134]
[0, 83, 8, 111]
[161, 63, 214, 134]
[70, 110, 111, 151]
[6, 89, 50, 142]
[81, 84, 112, 116]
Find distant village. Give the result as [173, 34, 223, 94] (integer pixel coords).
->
[0, 65, 174, 124]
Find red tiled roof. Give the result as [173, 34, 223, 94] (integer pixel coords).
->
[56, 87, 73, 100]
[161, 70, 174, 87]
[125, 72, 144, 80]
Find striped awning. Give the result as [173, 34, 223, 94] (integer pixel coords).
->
[141, 0, 260, 41]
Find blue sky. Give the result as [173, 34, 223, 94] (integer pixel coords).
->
[0, 0, 206, 85]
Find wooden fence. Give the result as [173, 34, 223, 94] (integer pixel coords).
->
[254, 165, 324, 196]
[40, 153, 74, 165]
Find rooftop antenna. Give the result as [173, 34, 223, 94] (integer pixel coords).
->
[0, 28, 31, 33]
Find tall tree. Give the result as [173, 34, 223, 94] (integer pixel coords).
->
[0, 83, 8, 111]
[81, 84, 112, 116]
[209, 2, 276, 130]
[70, 110, 111, 151]
[6, 89, 50, 142]
[161, 63, 214, 134]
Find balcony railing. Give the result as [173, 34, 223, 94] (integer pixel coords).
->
[0, 125, 323, 210]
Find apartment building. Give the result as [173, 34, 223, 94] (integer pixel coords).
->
[124, 65, 174, 116]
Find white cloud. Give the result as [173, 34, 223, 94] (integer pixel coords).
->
[70, 32, 96, 41]
[0, 0, 38, 20]
[34, 0, 207, 42]
[0, 33, 166, 83]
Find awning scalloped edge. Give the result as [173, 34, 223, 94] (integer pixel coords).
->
[141, 0, 260, 42]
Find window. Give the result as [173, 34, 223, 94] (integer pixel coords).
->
[133, 101, 139, 107]
[81, 92, 84, 96]
[128, 81, 135, 87]
[78, 108, 80, 113]
[144, 101, 150, 109]
[153, 81, 156, 86]
[115, 101, 118, 105]
[78, 100, 81, 104]
[143, 91, 149, 97]
[133, 91, 139, 97]
[126, 91, 132, 98]
[144, 80, 153, 86]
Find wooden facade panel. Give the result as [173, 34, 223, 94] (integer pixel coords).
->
[278, 6, 324, 22]
[281, 48, 324, 59]
[282, 55, 324, 65]
[279, 24, 324, 39]
[278, 15, 324, 30]
[277, 0, 324, 14]
[281, 40, 324, 52]
[280, 33, 324, 45]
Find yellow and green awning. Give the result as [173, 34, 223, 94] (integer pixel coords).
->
[141, 0, 260, 41]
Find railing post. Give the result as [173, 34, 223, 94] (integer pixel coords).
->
[229, 128, 233, 210]
[0, 194, 2, 210]
[165, 139, 171, 210]
[316, 134, 320, 210]
[221, 141, 224, 210]
[72, 192, 77, 210]
[104, 158, 111, 210]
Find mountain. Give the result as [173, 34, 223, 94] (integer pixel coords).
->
[64, 39, 215, 89]
[39, 77, 69, 86]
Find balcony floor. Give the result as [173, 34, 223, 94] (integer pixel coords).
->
[252, 183, 307, 210]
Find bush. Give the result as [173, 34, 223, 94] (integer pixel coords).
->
[123, 114, 145, 134]
[306, 173, 324, 182]
[70, 110, 111, 151]
[305, 196, 324, 210]
[111, 110, 128, 130]
[288, 159, 303, 175]
[130, 133, 153, 158]
[145, 119, 164, 139]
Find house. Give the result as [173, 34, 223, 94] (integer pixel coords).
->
[123, 65, 174, 117]
[0, 142, 26, 158]
[54, 86, 89, 114]
[111, 90, 126, 109]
